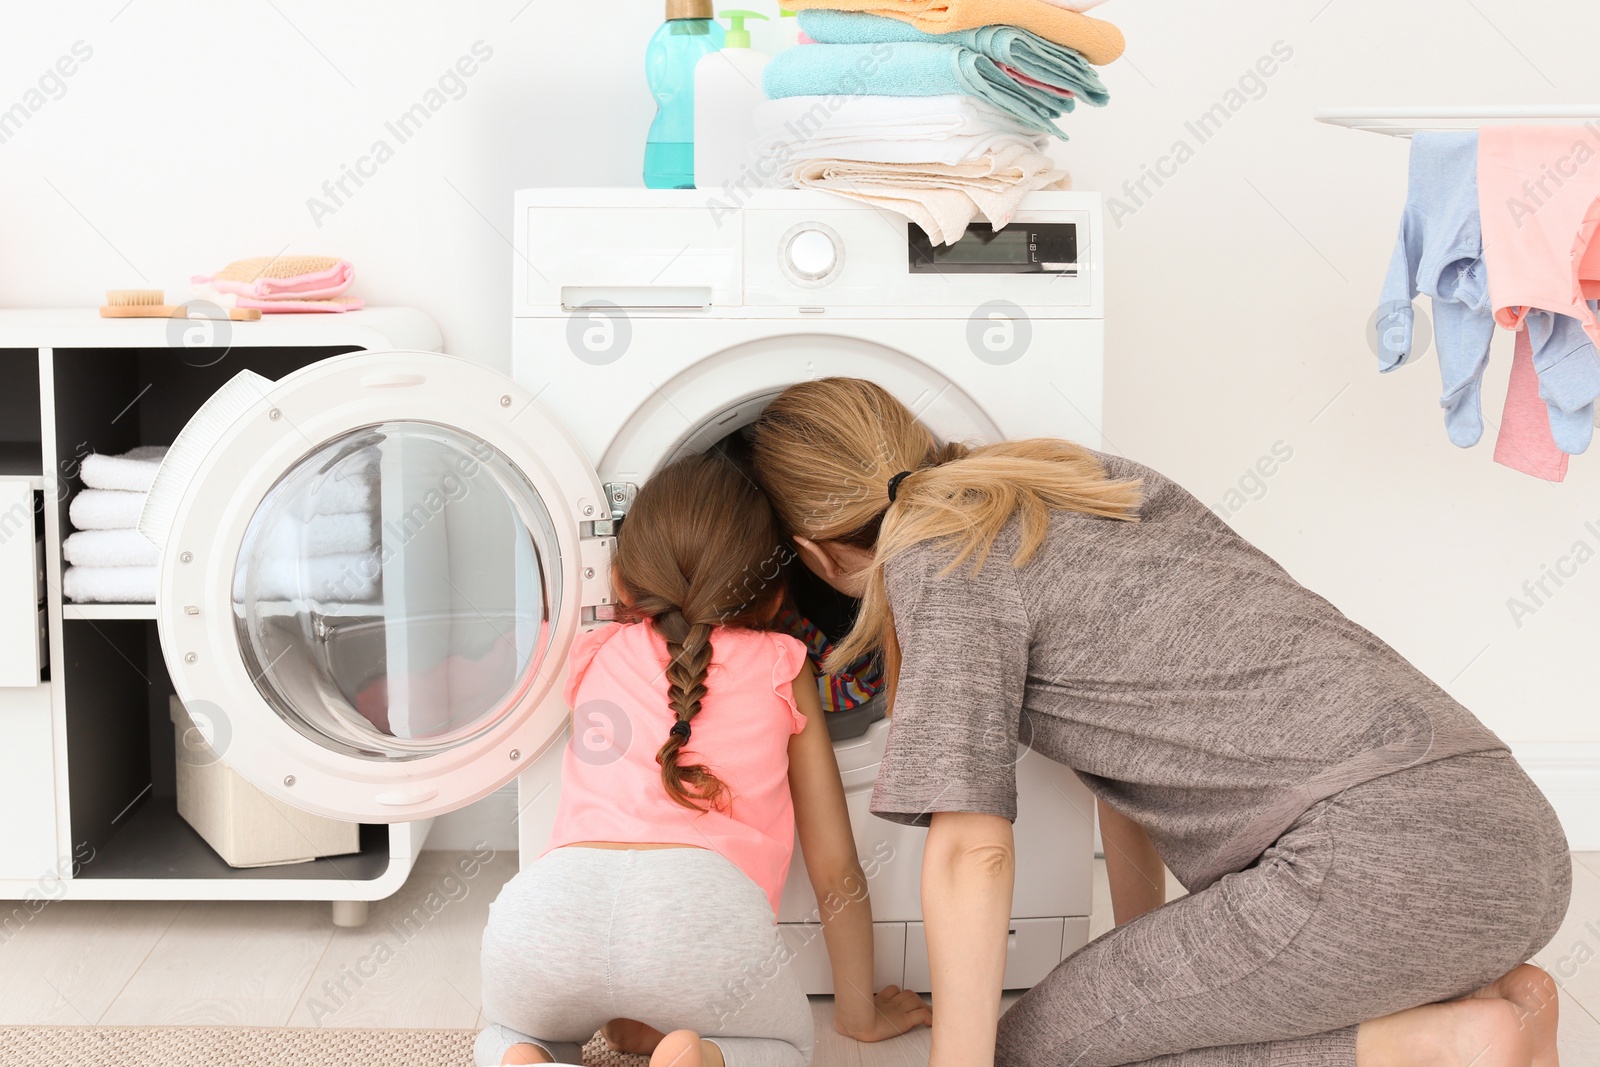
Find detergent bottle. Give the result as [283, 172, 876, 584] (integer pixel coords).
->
[693, 10, 772, 194]
[644, 0, 726, 189]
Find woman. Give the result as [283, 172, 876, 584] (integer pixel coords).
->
[747, 377, 1570, 1067]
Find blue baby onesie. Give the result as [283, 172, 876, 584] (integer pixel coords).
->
[1376, 132, 1497, 447]
[1525, 305, 1600, 454]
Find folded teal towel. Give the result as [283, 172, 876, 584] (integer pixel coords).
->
[763, 42, 1066, 137]
[798, 9, 1108, 109]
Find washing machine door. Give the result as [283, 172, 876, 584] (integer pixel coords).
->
[141, 350, 612, 823]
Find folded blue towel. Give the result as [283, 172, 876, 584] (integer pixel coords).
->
[798, 8, 1108, 109]
[763, 42, 1066, 137]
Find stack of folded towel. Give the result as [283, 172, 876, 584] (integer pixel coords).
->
[757, 2, 1122, 243]
[231, 446, 383, 605]
[63, 447, 168, 603]
[192, 256, 364, 314]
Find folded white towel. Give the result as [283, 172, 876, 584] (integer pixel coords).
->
[1034, 0, 1107, 9]
[80, 447, 168, 492]
[788, 143, 1071, 245]
[233, 551, 381, 604]
[63, 528, 160, 568]
[754, 95, 1047, 170]
[290, 461, 378, 519]
[70, 489, 147, 531]
[259, 511, 376, 559]
[64, 565, 157, 603]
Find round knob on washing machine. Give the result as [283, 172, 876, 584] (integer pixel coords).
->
[786, 228, 839, 281]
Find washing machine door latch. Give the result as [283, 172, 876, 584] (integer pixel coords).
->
[594, 481, 638, 535]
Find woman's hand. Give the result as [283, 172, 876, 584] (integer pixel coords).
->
[835, 984, 932, 1042]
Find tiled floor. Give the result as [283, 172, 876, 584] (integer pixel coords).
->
[4, 852, 1600, 1064]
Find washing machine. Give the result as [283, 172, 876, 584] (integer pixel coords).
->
[142, 188, 1102, 994]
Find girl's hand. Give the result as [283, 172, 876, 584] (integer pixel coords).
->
[836, 984, 932, 1042]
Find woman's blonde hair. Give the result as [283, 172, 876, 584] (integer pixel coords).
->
[748, 377, 1141, 687]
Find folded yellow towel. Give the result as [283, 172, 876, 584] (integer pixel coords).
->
[786, 0, 1125, 64]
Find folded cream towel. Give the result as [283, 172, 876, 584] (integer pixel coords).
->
[69, 489, 146, 531]
[784, 0, 1125, 65]
[789, 143, 1071, 244]
[64, 565, 158, 603]
[63, 528, 160, 568]
[80, 446, 168, 492]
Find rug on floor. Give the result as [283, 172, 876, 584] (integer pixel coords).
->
[0, 1026, 654, 1067]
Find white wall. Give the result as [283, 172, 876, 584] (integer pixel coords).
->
[1, 1, 1595, 761]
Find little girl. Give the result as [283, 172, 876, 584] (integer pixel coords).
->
[477, 452, 930, 1067]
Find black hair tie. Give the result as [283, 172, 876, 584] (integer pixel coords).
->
[886, 470, 914, 503]
[669, 720, 691, 741]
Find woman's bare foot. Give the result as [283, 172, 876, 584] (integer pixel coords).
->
[603, 1017, 668, 1056]
[1357, 996, 1533, 1067]
[649, 1029, 725, 1067]
[502, 1042, 554, 1065]
[1469, 964, 1561, 1067]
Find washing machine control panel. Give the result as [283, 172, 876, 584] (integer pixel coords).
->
[908, 222, 1078, 275]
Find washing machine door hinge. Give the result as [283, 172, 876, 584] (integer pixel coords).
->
[594, 481, 638, 536]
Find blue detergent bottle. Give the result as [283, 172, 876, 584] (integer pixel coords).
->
[644, 0, 725, 189]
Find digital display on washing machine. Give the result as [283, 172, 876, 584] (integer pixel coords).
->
[908, 222, 1078, 274]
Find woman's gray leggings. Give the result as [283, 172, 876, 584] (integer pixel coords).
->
[997, 752, 1573, 1067]
[477, 846, 813, 1067]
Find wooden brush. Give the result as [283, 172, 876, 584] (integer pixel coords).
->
[100, 290, 262, 321]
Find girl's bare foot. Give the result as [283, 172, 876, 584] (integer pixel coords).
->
[649, 1029, 725, 1067]
[603, 1017, 669, 1056]
[1358, 996, 1533, 1067]
[502, 1042, 554, 1065]
[1469, 964, 1561, 1067]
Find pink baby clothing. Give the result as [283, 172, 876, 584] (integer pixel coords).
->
[1494, 325, 1569, 482]
[1478, 126, 1600, 341]
[544, 621, 809, 918]
[1478, 127, 1600, 453]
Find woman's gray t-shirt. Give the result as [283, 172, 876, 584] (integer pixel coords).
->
[868, 452, 1508, 891]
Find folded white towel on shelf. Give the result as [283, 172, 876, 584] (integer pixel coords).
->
[69, 489, 147, 532]
[290, 460, 379, 519]
[754, 94, 1048, 169]
[64, 565, 157, 603]
[233, 551, 381, 605]
[788, 143, 1072, 245]
[79, 446, 168, 492]
[258, 512, 377, 559]
[63, 528, 160, 568]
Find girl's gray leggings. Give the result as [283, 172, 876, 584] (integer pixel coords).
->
[996, 752, 1572, 1067]
[477, 846, 813, 1067]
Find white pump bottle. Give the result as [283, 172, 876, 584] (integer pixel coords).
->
[693, 9, 772, 194]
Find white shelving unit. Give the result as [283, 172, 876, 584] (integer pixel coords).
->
[0, 308, 442, 922]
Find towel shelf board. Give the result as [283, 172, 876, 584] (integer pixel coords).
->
[1316, 106, 1600, 138]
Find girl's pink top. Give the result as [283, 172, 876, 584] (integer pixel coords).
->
[543, 622, 809, 917]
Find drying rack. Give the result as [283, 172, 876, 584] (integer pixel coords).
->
[1315, 106, 1600, 138]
